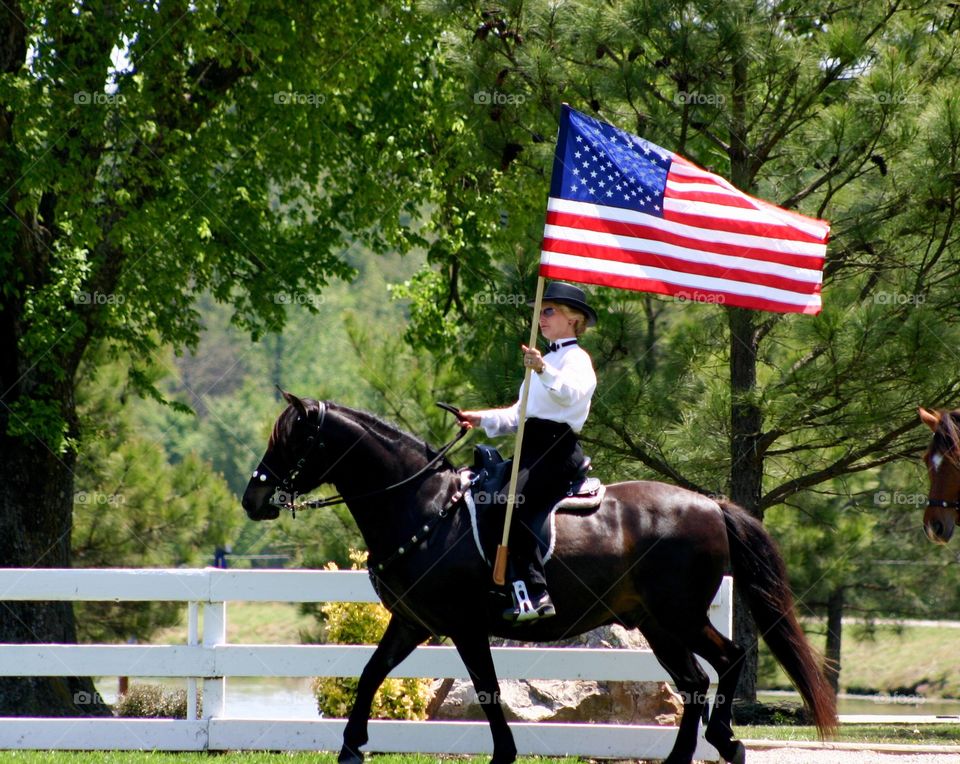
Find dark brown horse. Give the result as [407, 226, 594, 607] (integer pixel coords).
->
[919, 406, 960, 543]
[241, 393, 836, 764]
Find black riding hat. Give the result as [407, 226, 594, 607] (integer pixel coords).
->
[529, 282, 598, 327]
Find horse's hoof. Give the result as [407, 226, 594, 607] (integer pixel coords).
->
[725, 740, 746, 764]
[338, 746, 364, 764]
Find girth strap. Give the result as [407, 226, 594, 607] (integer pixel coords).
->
[369, 488, 464, 575]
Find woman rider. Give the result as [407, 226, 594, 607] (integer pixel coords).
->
[460, 282, 597, 623]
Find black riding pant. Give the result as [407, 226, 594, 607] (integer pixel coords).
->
[500, 418, 583, 593]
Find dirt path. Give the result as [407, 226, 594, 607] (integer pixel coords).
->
[740, 743, 960, 763]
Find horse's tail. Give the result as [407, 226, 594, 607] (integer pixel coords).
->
[718, 499, 838, 737]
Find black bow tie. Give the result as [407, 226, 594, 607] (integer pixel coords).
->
[546, 340, 578, 354]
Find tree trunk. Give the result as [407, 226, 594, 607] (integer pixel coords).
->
[728, 305, 764, 703]
[726, 40, 767, 702]
[0, 381, 109, 716]
[824, 587, 844, 696]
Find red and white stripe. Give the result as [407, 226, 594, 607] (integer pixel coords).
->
[540, 156, 829, 314]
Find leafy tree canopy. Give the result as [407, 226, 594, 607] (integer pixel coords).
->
[2, 0, 473, 450]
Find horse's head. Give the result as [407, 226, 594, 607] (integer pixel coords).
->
[241, 390, 328, 521]
[919, 406, 960, 544]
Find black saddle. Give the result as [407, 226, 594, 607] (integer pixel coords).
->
[469, 444, 601, 506]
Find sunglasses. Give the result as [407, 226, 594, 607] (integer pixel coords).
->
[540, 307, 557, 317]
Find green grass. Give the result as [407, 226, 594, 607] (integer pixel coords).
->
[150, 602, 316, 646]
[0, 756, 568, 764]
[736, 723, 960, 745]
[759, 622, 960, 699]
[833, 624, 960, 697]
[3, 736, 960, 764]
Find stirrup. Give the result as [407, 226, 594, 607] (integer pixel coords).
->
[503, 580, 556, 623]
[511, 580, 536, 618]
[501, 580, 536, 622]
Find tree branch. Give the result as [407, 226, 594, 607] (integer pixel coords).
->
[761, 415, 923, 508]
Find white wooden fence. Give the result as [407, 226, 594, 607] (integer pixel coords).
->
[0, 568, 732, 761]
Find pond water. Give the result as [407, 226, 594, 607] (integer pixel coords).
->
[97, 677, 320, 719]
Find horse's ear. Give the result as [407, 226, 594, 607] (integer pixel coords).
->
[919, 407, 941, 432]
[280, 389, 309, 418]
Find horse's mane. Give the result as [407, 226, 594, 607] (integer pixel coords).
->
[331, 403, 456, 469]
[274, 400, 448, 468]
[267, 397, 452, 470]
[335, 404, 420, 446]
[928, 410, 960, 458]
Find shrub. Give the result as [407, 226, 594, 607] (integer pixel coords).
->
[114, 684, 201, 719]
[312, 550, 433, 720]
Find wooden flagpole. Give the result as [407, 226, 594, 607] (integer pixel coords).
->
[492, 275, 546, 586]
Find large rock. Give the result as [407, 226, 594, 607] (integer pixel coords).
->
[429, 625, 683, 725]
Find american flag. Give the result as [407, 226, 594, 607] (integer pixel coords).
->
[540, 105, 828, 314]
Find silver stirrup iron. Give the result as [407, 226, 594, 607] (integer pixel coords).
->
[511, 580, 536, 618]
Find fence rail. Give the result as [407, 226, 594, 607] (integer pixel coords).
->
[0, 568, 732, 761]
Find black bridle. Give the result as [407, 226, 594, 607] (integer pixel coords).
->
[251, 401, 470, 517]
[927, 498, 960, 510]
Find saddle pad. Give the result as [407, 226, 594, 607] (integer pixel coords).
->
[543, 485, 605, 561]
[558, 478, 604, 510]
[460, 470, 605, 567]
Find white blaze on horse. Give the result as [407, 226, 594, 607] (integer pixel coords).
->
[242, 392, 837, 764]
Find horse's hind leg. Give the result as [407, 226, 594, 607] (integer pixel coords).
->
[338, 614, 429, 764]
[451, 631, 517, 764]
[643, 627, 711, 764]
[690, 623, 746, 764]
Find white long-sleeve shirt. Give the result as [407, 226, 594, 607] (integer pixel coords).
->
[475, 339, 597, 437]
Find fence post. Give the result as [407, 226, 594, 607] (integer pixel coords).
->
[187, 601, 199, 720]
[202, 598, 226, 720]
[711, 577, 733, 637]
[703, 576, 734, 726]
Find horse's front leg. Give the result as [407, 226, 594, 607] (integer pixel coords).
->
[451, 631, 517, 764]
[338, 614, 429, 764]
